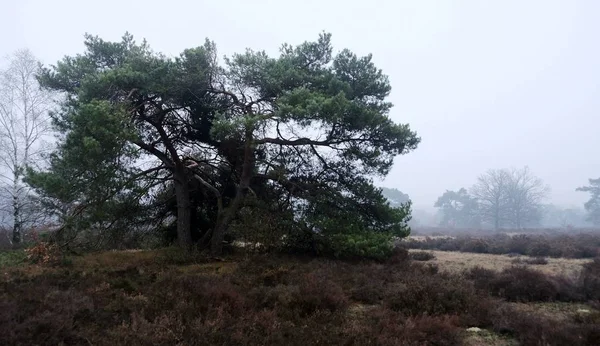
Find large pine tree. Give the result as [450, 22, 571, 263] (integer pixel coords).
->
[28, 32, 420, 255]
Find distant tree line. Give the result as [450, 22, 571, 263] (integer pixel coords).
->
[434, 167, 550, 230]
[434, 167, 600, 230]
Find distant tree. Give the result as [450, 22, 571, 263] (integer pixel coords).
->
[540, 204, 590, 228]
[434, 188, 480, 228]
[0, 49, 53, 243]
[576, 178, 600, 226]
[471, 167, 548, 230]
[503, 167, 549, 229]
[471, 169, 510, 230]
[381, 187, 410, 207]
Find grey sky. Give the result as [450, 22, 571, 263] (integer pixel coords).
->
[2, 0, 599, 211]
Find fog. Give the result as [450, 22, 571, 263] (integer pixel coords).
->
[2, 0, 599, 212]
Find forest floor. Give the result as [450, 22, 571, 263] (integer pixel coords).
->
[0, 247, 599, 345]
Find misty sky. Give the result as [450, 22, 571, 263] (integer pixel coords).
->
[2, 0, 599, 211]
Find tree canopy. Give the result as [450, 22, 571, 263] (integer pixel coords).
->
[434, 188, 480, 228]
[577, 178, 600, 226]
[381, 187, 410, 207]
[27, 32, 420, 255]
[470, 167, 548, 230]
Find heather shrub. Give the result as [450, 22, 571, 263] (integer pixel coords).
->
[148, 274, 246, 319]
[384, 272, 480, 317]
[488, 266, 559, 302]
[346, 269, 386, 304]
[465, 266, 497, 291]
[289, 273, 349, 315]
[580, 257, 600, 300]
[491, 304, 600, 346]
[356, 309, 463, 346]
[386, 246, 410, 265]
[405, 232, 600, 258]
[250, 271, 349, 316]
[527, 239, 553, 257]
[460, 238, 489, 253]
[2, 247, 596, 345]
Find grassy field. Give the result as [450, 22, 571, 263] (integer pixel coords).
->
[0, 246, 599, 345]
[411, 249, 592, 277]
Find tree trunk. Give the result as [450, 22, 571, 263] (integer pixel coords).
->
[12, 194, 20, 244]
[174, 171, 193, 250]
[494, 207, 500, 231]
[210, 128, 254, 256]
[12, 170, 21, 244]
[210, 197, 242, 256]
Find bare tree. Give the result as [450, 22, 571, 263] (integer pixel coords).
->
[504, 166, 549, 229]
[0, 49, 53, 243]
[471, 167, 549, 230]
[471, 168, 511, 230]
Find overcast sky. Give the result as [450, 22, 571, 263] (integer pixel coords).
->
[2, 0, 599, 211]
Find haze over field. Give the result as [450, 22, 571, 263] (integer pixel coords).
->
[2, 0, 599, 212]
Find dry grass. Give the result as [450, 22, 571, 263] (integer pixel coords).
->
[464, 329, 519, 346]
[406, 235, 455, 242]
[413, 250, 591, 277]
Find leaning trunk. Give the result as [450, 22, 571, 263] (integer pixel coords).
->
[210, 194, 244, 256]
[174, 171, 193, 250]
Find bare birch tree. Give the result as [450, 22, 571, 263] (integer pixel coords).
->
[0, 49, 53, 244]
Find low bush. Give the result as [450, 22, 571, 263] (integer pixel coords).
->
[468, 266, 558, 302]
